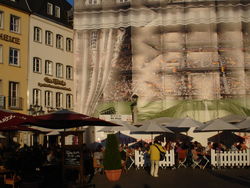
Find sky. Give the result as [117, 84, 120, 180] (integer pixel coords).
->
[67, 0, 73, 5]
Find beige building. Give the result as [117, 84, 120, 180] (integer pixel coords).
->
[28, 14, 74, 115]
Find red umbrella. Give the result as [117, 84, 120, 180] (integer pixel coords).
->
[30, 109, 121, 129]
[0, 109, 36, 131]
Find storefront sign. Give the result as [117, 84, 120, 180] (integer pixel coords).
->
[38, 77, 71, 91]
[38, 82, 71, 91]
[44, 77, 66, 86]
[0, 33, 20, 44]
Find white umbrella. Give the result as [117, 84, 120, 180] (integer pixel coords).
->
[98, 120, 136, 132]
[219, 114, 246, 123]
[164, 116, 204, 128]
[131, 120, 174, 141]
[0, 134, 6, 138]
[136, 117, 176, 126]
[235, 117, 250, 129]
[46, 129, 64, 136]
[196, 119, 239, 132]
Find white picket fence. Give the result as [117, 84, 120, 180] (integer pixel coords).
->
[134, 149, 175, 169]
[211, 149, 250, 168]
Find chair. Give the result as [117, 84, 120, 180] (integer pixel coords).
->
[177, 149, 187, 168]
[4, 173, 21, 188]
[93, 158, 103, 174]
[202, 155, 210, 169]
[191, 152, 202, 169]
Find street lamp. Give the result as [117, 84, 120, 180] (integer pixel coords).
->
[28, 104, 45, 116]
[130, 94, 138, 123]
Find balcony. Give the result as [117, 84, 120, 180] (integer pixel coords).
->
[8, 97, 23, 110]
[0, 95, 6, 109]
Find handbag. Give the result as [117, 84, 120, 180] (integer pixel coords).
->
[154, 144, 165, 161]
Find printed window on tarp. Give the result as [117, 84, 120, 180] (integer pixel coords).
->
[86, 0, 101, 5]
[188, 73, 220, 100]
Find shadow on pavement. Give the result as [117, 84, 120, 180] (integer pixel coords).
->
[208, 170, 250, 187]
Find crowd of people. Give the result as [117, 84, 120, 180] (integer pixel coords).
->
[0, 137, 248, 184]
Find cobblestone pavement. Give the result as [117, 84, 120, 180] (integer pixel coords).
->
[91, 167, 250, 188]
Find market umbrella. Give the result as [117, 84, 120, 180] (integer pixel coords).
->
[102, 132, 137, 145]
[0, 134, 6, 138]
[131, 120, 174, 141]
[195, 119, 239, 132]
[163, 116, 204, 128]
[29, 109, 121, 129]
[155, 132, 193, 143]
[219, 114, 246, 124]
[0, 109, 36, 131]
[98, 120, 136, 132]
[46, 129, 64, 136]
[129, 139, 148, 148]
[208, 131, 245, 148]
[235, 117, 250, 130]
[138, 117, 176, 126]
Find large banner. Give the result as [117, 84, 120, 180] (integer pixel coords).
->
[74, 0, 250, 122]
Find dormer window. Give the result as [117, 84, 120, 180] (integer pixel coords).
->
[47, 3, 53, 15]
[55, 6, 60, 18]
[86, 0, 101, 5]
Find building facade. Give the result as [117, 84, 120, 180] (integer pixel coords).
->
[0, 0, 73, 146]
[74, 0, 250, 121]
[0, 0, 30, 114]
[27, 0, 74, 116]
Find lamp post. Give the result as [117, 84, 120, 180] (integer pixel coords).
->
[130, 94, 138, 124]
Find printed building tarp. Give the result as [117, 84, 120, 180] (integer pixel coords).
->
[74, 0, 250, 122]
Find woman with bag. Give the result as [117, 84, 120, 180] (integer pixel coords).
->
[148, 140, 166, 177]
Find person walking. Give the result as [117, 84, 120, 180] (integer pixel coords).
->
[148, 140, 166, 177]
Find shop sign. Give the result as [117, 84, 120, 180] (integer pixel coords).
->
[0, 33, 20, 44]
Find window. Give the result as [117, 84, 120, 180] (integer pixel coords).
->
[66, 66, 73, 80]
[45, 30, 53, 46]
[66, 94, 73, 109]
[0, 11, 3, 29]
[10, 15, 20, 33]
[45, 60, 53, 75]
[9, 81, 19, 108]
[32, 89, 41, 105]
[117, 0, 130, 3]
[45, 90, 52, 107]
[0, 45, 2, 63]
[33, 57, 42, 73]
[55, 6, 60, 18]
[90, 31, 98, 49]
[34, 27, 42, 42]
[56, 92, 63, 108]
[86, 0, 101, 5]
[47, 3, 53, 15]
[56, 63, 63, 78]
[66, 38, 73, 52]
[56, 34, 63, 49]
[9, 48, 19, 66]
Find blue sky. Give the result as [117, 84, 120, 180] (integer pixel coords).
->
[67, 0, 73, 5]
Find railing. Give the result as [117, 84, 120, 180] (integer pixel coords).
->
[211, 149, 250, 168]
[8, 97, 23, 110]
[134, 149, 175, 169]
[0, 95, 6, 109]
